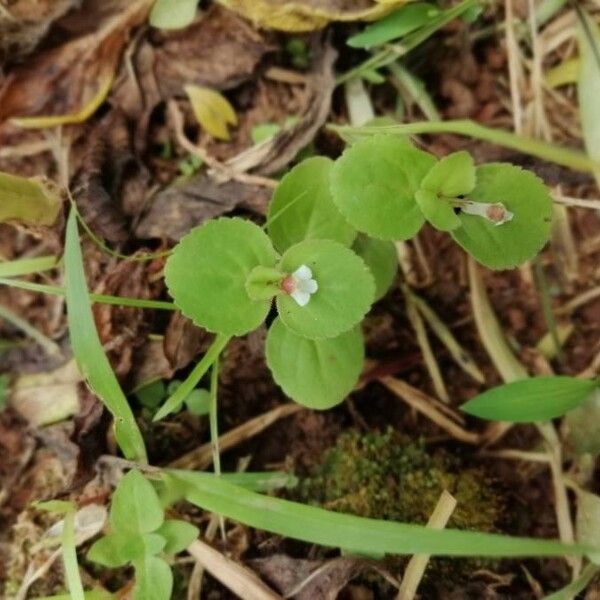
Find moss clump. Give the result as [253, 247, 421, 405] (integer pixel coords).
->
[297, 428, 503, 533]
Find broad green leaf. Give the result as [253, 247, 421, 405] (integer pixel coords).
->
[330, 135, 436, 240]
[347, 3, 440, 48]
[352, 234, 397, 301]
[461, 376, 598, 422]
[133, 555, 173, 600]
[275, 239, 375, 339]
[563, 388, 600, 456]
[0, 171, 62, 226]
[110, 470, 164, 536]
[165, 218, 278, 336]
[576, 8, 600, 185]
[150, 0, 197, 29]
[267, 157, 356, 253]
[415, 189, 461, 232]
[451, 164, 553, 269]
[185, 85, 237, 141]
[169, 470, 593, 557]
[420, 150, 476, 197]
[155, 519, 199, 555]
[87, 533, 132, 568]
[266, 317, 364, 409]
[64, 210, 147, 462]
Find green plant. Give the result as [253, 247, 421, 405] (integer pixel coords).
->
[87, 470, 199, 600]
[161, 136, 553, 412]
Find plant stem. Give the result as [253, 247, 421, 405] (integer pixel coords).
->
[209, 357, 227, 541]
[534, 259, 566, 365]
[329, 119, 600, 174]
[0, 277, 177, 311]
[153, 334, 231, 421]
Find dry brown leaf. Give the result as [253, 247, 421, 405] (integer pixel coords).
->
[219, 0, 408, 31]
[0, 0, 152, 124]
[135, 174, 270, 240]
[0, 0, 78, 64]
[113, 4, 271, 124]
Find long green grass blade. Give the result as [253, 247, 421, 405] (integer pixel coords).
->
[62, 510, 85, 600]
[64, 209, 147, 462]
[543, 563, 600, 599]
[329, 119, 600, 174]
[171, 470, 593, 558]
[0, 277, 176, 311]
[0, 255, 58, 278]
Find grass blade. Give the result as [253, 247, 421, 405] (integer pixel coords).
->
[64, 209, 147, 462]
[462, 376, 599, 422]
[0, 255, 58, 278]
[171, 470, 594, 558]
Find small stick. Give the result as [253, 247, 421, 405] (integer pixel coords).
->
[396, 490, 457, 600]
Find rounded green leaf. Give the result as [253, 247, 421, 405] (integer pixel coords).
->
[415, 189, 461, 232]
[133, 555, 173, 600]
[352, 234, 397, 301]
[110, 470, 164, 536]
[156, 519, 200, 555]
[451, 164, 553, 270]
[275, 239, 375, 339]
[267, 157, 356, 253]
[266, 318, 364, 409]
[87, 533, 131, 568]
[165, 218, 278, 336]
[330, 135, 436, 240]
[420, 150, 476, 197]
[461, 376, 598, 423]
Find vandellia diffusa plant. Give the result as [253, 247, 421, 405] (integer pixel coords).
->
[163, 134, 553, 411]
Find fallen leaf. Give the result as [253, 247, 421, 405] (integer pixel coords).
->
[113, 4, 270, 128]
[0, 170, 62, 226]
[163, 312, 212, 371]
[150, 0, 198, 29]
[225, 41, 336, 175]
[185, 85, 238, 141]
[10, 359, 81, 427]
[0, 0, 152, 125]
[0, 0, 78, 64]
[220, 0, 409, 31]
[135, 174, 269, 240]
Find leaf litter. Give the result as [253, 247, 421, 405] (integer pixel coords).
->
[0, 0, 599, 598]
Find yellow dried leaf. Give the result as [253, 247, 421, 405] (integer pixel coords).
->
[545, 57, 579, 89]
[218, 0, 408, 32]
[11, 75, 114, 128]
[0, 171, 62, 226]
[184, 84, 238, 141]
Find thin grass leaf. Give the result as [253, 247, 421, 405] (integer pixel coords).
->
[576, 6, 600, 186]
[543, 563, 600, 600]
[62, 510, 85, 600]
[462, 376, 599, 422]
[171, 470, 594, 558]
[0, 256, 58, 278]
[64, 209, 147, 462]
[329, 119, 600, 175]
[0, 277, 176, 311]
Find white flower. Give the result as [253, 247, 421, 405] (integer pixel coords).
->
[460, 201, 514, 226]
[281, 265, 318, 307]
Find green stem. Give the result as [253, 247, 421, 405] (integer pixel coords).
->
[0, 277, 177, 311]
[62, 510, 85, 600]
[153, 334, 231, 421]
[209, 358, 222, 477]
[534, 259, 566, 365]
[329, 119, 600, 174]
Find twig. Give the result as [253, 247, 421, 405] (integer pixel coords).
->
[396, 490, 457, 600]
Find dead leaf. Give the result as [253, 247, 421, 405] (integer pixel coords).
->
[0, 0, 79, 64]
[10, 360, 81, 427]
[0, 0, 152, 124]
[251, 555, 395, 599]
[113, 4, 270, 126]
[135, 173, 269, 240]
[219, 0, 408, 31]
[185, 85, 239, 140]
[0, 171, 62, 226]
[225, 40, 337, 175]
[163, 312, 212, 371]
